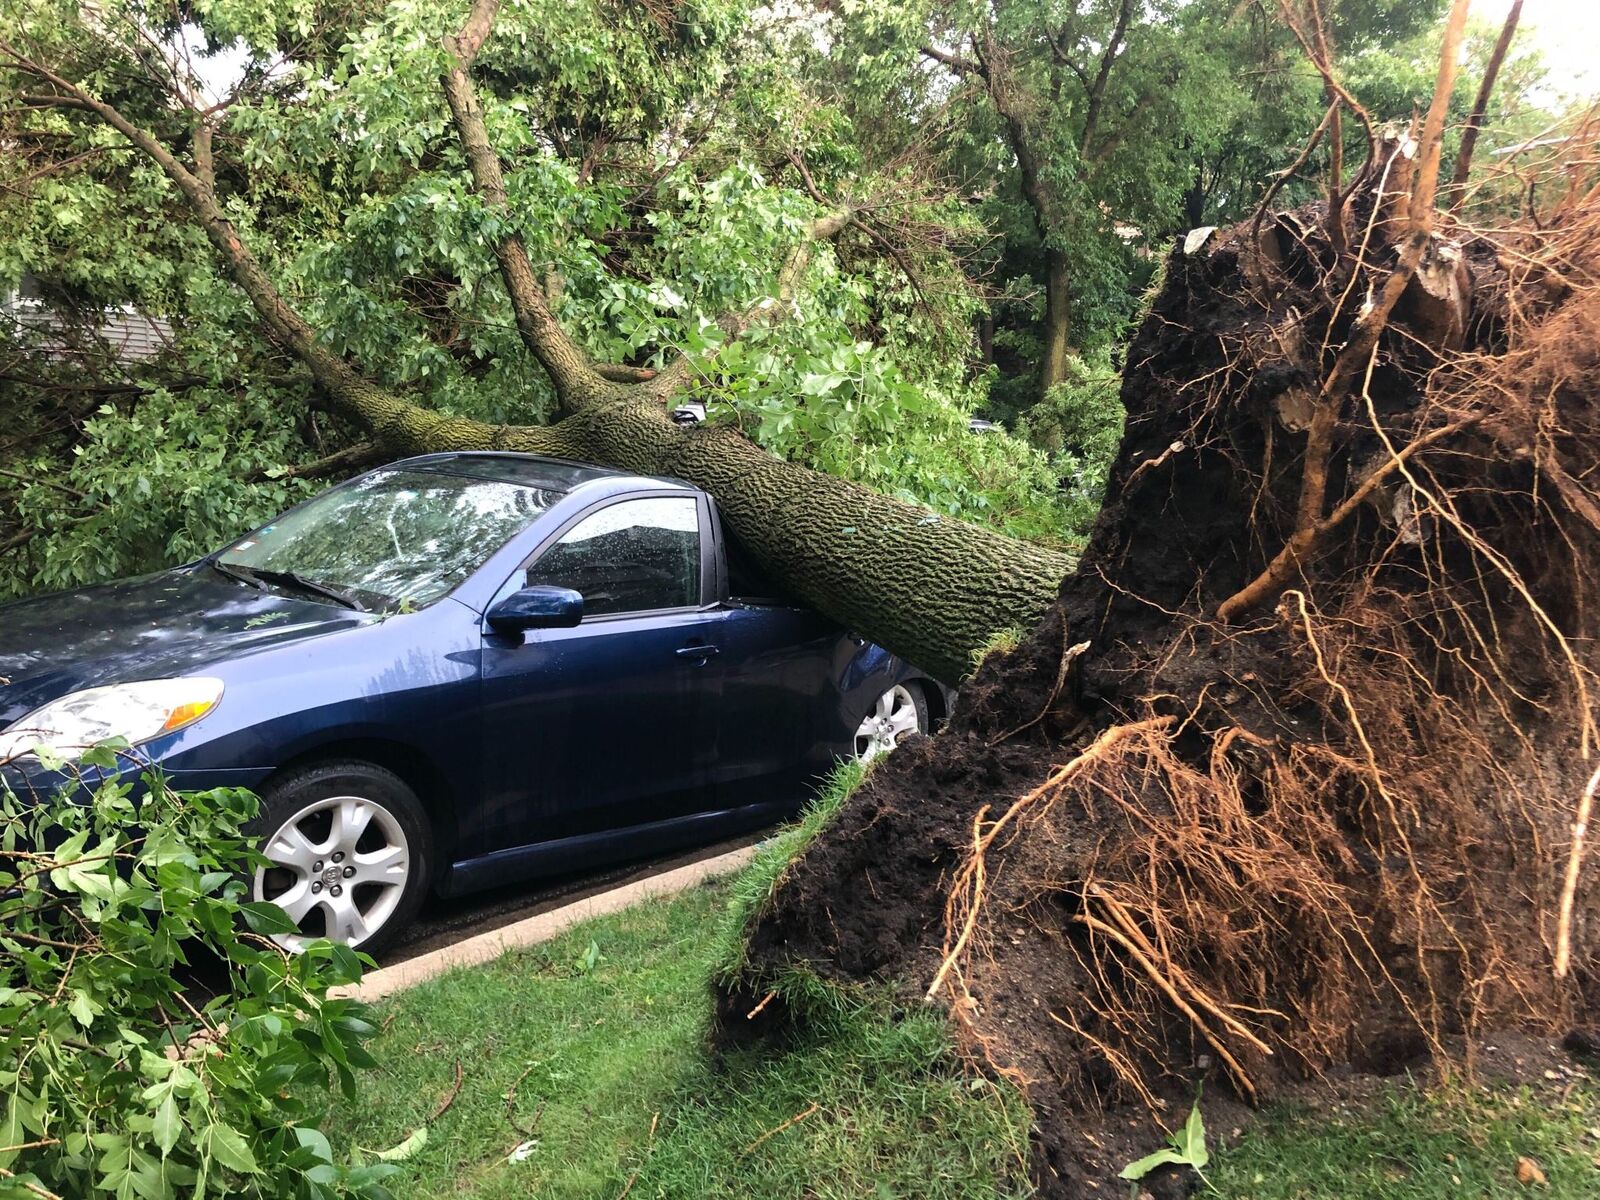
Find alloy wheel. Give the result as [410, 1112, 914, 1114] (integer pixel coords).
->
[252, 794, 410, 951]
[854, 683, 923, 762]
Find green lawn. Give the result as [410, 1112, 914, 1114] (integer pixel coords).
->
[328, 845, 1598, 1200]
[326, 877, 1032, 1199]
[1209, 1081, 1600, 1199]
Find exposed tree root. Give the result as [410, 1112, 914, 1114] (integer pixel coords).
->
[723, 133, 1600, 1196]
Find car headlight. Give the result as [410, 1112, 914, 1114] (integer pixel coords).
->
[0, 678, 224, 765]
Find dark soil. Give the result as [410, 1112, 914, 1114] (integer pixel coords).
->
[721, 194, 1600, 1197]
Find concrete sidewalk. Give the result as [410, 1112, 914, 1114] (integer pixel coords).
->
[329, 843, 757, 1003]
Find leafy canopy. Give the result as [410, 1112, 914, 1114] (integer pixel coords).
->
[0, 0, 1079, 602]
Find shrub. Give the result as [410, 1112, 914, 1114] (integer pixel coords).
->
[0, 748, 391, 1199]
[1014, 354, 1124, 537]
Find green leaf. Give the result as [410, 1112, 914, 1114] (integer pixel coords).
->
[1118, 1147, 1184, 1180]
[328, 942, 364, 984]
[202, 1122, 260, 1175]
[68, 989, 101, 1028]
[1120, 1101, 1209, 1180]
[0, 1097, 24, 1169]
[370, 1126, 427, 1162]
[1177, 1099, 1209, 1170]
[292, 1125, 334, 1164]
[239, 901, 299, 935]
[151, 1092, 181, 1157]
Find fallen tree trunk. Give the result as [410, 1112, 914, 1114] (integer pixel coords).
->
[343, 393, 1072, 684]
[0, 15, 1070, 685]
[723, 142, 1600, 1196]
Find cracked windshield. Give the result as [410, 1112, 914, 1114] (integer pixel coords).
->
[218, 468, 558, 610]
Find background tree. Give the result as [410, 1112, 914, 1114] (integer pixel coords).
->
[917, 0, 1235, 405]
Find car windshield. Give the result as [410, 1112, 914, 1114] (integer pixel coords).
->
[218, 467, 560, 609]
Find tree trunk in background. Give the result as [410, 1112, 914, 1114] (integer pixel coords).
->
[1183, 168, 1207, 229]
[1038, 248, 1073, 395]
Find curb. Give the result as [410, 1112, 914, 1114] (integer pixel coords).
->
[330, 844, 758, 1004]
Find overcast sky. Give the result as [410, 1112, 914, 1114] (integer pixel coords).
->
[1474, 0, 1599, 98]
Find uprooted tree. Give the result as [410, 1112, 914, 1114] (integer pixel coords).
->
[723, 2, 1600, 1194]
[6, 0, 1600, 1193]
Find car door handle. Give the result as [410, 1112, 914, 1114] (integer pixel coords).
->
[676, 643, 719, 660]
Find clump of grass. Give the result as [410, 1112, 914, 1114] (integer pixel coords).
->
[969, 624, 1024, 671]
[710, 757, 866, 983]
[326, 877, 1032, 1199]
[1210, 1080, 1600, 1199]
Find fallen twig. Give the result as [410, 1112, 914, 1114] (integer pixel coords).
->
[431, 1059, 464, 1122]
[504, 1061, 545, 1136]
[739, 1103, 818, 1158]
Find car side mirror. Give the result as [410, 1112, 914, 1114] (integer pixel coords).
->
[486, 585, 584, 632]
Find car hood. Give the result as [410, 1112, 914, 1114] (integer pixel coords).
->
[0, 565, 371, 726]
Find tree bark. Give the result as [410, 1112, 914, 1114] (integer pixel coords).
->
[438, 0, 612, 413]
[1039, 248, 1073, 395]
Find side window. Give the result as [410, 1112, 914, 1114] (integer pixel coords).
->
[525, 496, 701, 617]
[723, 526, 793, 605]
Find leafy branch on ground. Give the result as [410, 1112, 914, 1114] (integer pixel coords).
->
[0, 749, 389, 1199]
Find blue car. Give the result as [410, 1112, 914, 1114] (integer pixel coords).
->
[0, 453, 942, 953]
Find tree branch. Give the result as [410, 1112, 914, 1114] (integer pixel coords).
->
[246, 440, 382, 483]
[594, 363, 658, 384]
[1273, 0, 1376, 166]
[1307, 0, 1347, 261]
[439, 0, 605, 412]
[1081, 0, 1135, 155]
[1447, 0, 1522, 209]
[0, 466, 88, 500]
[0, 37, 574, 459]
[646, 207, 853, 398]
[919, 43, 984, 77]
[973, 31, 1055, 237]
[192, 118, 216, 190]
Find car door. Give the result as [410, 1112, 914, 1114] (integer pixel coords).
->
[710, 603, 843, 807]
[474, 492, 726, 854]
[701, 512, 843, 808]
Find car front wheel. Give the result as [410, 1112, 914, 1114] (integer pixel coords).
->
[249, 761, 431, 955]
[854, 682, 929, 763]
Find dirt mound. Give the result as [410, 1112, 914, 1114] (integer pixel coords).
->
[722, 169, 1600, 1193]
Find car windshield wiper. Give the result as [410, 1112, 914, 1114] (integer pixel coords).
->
[237, 566, 370, 612]
[249, 568, 370, 612]
[211, 559, 268, 591]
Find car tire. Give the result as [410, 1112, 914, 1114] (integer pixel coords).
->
[247, 760, 432, 956]
[853, 681, 931, 763]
